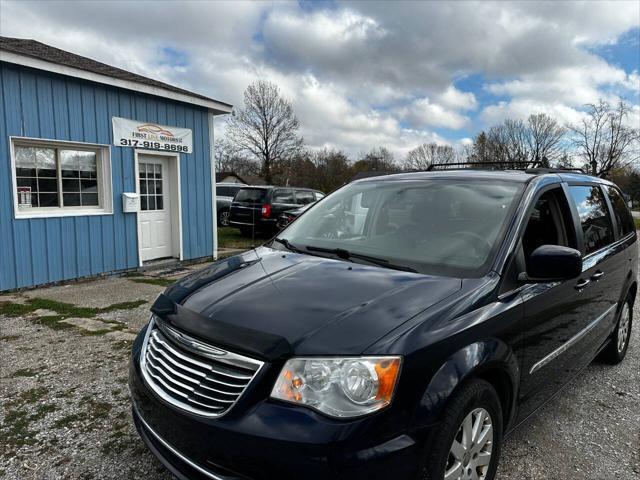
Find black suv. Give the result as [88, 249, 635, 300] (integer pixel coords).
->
[130, 168, 636, 480]
[228, 186, 324, 235]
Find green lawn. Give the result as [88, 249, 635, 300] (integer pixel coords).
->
[217, 227, 269, 250]
[635, 218, 640, 231]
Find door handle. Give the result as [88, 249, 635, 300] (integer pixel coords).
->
[590, 271, 605, 281]
[575, 279, 590, 291]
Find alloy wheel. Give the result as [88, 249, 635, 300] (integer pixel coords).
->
[444, 408, 493, 480]
[617, 303, 631, 353]
[219, 211, 230, 227]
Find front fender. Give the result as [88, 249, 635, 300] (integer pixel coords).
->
[412, 339, 520, 429]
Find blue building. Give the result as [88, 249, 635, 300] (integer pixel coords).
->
[0, 37, 232, 291]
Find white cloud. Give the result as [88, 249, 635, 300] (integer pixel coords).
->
[0, 0, 638, 159]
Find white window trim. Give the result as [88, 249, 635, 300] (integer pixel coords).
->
[10, 136, 113, 219]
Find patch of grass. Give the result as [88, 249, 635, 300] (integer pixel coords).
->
[10, 368, 37, 378]
[28, 298, 97, 317]
[7, 387, 50, 407]
[0, 334, 20, 341]
[1, 403, 57, 456]
[87, 399, 113, 419]
[33, 315, 73, 330]
[53, 412, 87, 429]
[80, 328, 115, 336]
[129, 277, 175, 287]
[0, 301, 35, 317]
[217, 227, 264, 249]
[634, 217, 640, 230]
[98, 300, 148, 312]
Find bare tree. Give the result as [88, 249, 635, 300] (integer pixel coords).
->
[354, 147, 398, 171]
[402, 143, 456, 170]
[214, 139, 260, 177]
[568, 99, 639, 177]
[527, 113, 566, 165]
[225, 80, 303, 184]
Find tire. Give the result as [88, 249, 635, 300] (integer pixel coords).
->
[420, 379, 503, 480]
[599, 293, 633, 365]
[218, 209, 230, 227]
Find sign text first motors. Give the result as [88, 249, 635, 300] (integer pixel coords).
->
[112, 117, 193, 153]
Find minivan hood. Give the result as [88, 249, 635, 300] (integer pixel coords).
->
[155, 248, 462, 359]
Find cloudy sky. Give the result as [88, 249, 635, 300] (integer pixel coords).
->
[1, 0, 638, 158]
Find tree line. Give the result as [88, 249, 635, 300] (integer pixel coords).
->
[217, 80, 639, 195]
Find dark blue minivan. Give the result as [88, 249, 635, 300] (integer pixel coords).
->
[130, 167, 636, 480]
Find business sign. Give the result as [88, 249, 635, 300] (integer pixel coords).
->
[17, 186, 32, 207]
[112, 117, 193, 153]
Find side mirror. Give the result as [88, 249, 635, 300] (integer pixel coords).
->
[520, 245, 582, 282]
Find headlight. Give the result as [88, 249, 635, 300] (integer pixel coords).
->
[270, 356, 402, 418]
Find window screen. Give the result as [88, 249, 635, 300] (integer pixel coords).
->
[569, 185, 614, 254]
[606, 187, 635, 237]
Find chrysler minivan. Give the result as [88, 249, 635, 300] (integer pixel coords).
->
[130, 167, 636, 480]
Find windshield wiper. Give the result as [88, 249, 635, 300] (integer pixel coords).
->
[305, 246, 418, 273]
[272, 237, 307, 255]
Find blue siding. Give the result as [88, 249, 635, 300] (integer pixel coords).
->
[0, 63, 214, 291]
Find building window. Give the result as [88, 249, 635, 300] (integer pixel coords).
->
[12, 138, 112, 218]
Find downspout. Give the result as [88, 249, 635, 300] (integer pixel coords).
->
[208, 111, 218, 260]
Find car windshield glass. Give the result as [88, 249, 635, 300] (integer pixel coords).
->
[235, 188, 267, 203]
[277, 179, 523, 277]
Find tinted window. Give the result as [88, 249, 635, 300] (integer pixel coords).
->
[295, 190, 315, 205]
[607, 187, 635, 237]
[569, 185, 614, 254]
[272, 189, 295, 203]
[235, 188, 267, 203]
[522, 190, 575, 269]
[217, 186, 240, 197]
[280, 180, 522, 277]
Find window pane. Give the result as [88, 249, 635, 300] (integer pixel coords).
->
[156, 196, 163, 210]
[140, 163, 147, 178]
[38, 178, 58, 193]
[295, 190, 315, 205]
[81, 179, 97, 193]
[63, 193, 81, 207]
[16, 146, 55, 177]
[141, 196, 148, 211]
[60, 150, 96, 178]
[140, 180, 147, 195]
[569, 186, 614, 254]
[39, 193, 59, 207]
[82, 193, 99, 206]
[606, 187, 635, 237]
[62, 179, 81, 192]
[273, 189, 294, 203]
[148, 195, 156, 210]
[17, 177, 38, 190]
[154, 180, 163, 194]
[154, 164, 162, 179]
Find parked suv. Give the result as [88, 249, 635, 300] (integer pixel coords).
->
[228, 186, 323, 235]
[216, 183, 245, 227]
[130, 168, 636, 480]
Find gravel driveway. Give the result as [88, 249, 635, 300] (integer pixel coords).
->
[1, 274, 638, 480]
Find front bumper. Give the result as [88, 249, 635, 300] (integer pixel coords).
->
[129, 327, 421, 480]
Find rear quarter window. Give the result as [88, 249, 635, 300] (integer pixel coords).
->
[568, 185, 615, 254]
[606, 187, 635, 237]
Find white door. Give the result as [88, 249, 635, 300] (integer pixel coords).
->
[138, 155, 173, 261]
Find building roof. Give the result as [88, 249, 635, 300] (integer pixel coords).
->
[0, 36, 232, 114]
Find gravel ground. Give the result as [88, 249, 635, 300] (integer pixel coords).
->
[0, 274, 638, 480]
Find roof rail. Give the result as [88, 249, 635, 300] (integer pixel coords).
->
[525, 167, 588, 174]
[427, 161, 541, 171]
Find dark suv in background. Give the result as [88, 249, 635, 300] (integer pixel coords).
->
[229, 186, 324, 235]
[130, 166, 636, 480]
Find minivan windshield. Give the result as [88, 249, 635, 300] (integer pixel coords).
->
[277, 179, 523, 277]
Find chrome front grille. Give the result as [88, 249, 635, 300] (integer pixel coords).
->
[140, 317, 263, 417]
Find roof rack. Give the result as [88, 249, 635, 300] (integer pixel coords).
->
[427, 161, 588, 175]
[524, 167, 587, 174]
[427, 161, 541, 171]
